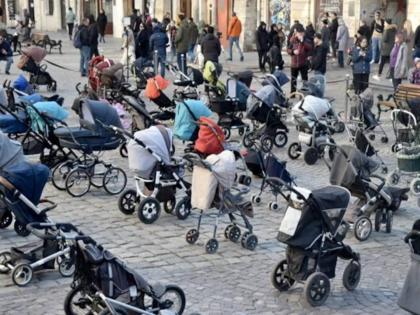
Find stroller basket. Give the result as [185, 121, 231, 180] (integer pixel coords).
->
[397, 146, 420, 172]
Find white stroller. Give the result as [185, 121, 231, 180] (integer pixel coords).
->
[288, 95, 336, 165]
[185, 150, 256, 254]
[114, 125, 191, 224]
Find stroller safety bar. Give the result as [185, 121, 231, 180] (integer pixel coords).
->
[265, 177, 309, 202]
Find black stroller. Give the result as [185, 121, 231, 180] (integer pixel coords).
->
[329, 145, 409, 241]
[52, 100, 127, 197]
[398, 219, 420, 315]
[269, 177, 361, 306]
[55, 223, 186, 315]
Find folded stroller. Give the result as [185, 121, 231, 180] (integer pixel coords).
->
[185, 150, 256, 254]
[52, 100, 127, 197]
[329, 145, 408, 241]
[269, 178, 361, 306]
[114, 125, 191, 224]
[0, 221, 75, 286]
[59, 223, 186, 315]
[288, 95, 336, 165]
[398, 219, 420, 315]
[17, 46, 57, 92]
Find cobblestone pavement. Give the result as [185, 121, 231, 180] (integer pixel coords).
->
[0, 32, 415, 314]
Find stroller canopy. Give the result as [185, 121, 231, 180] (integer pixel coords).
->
[174, 99, 212, 141]
[22, 46, 47, 63]
[262, 70, 289, 90]
[0, 131, 25, 169]
[80, 99, 123, 136]
[255, 85, 284, 108]
[293, 95, 331, 120]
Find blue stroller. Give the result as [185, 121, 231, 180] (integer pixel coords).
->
[52, 100, 127, 197]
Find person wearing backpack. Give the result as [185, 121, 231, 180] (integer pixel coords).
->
[77, 18, 90, 77]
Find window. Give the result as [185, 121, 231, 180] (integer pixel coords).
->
[47, 0, 54, 15]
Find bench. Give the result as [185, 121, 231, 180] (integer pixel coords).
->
[31, 33, 62, 54]
[377, 83, 420, 120]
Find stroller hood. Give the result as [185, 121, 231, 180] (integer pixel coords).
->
[293, 95, 331, 120]
[22, 46, 47, 63]
[262, 70, 289, 89]
[80, 99, 123, 135]
[174, 99, 212, 141]
[1, 161, 49, 205]
[0, 131, 25, 169]
[255, 85, 283, 108]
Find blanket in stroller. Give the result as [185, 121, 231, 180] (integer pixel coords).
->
[292, 95, 331, 121]
[174, 99, 212, 141]
[191, 150, 236, 210]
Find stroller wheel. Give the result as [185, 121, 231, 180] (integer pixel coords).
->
[164, 197, 177, 214]
[175, 196, 191, 220]
[118, 189, 139, 215]
[288, 143, 301, 160]
[374, 209, 383, 232]
[391, 143, 400, 153]
[269, 202, 279, 211]
[119, 143, 128, 158]
[146, 284, 186, 315]
[369, 134, 375, 141]
[274, 130, 288, 148]
[222, 128, 231, 140]
[137, 197, 161, 224]
[14, 220, 31, 237]
[342, 260, 361, 291]
[386, 210, 393, 233]
[261, 136, 274, 153]
[186, 229, 199, 244]
[225, 224, 241, 243]
[251, 195, 262, 205]
[387, 171, 400, 186]
[0, 210, 13, 228]
[410, 178, 420, 196]
[103, 167, 127, 195]
[271, 259, 295, 291]
[304, 147, 318, 165]
[65, 169, 91, 197]
[238, 127, 245, 136]
[243, 133, 254, 149]
[241, 232, 258, 251]
[303, 272, 330, 307]
[332, 121, 346, 133]
[354, 216, 372, 241]
[381, 136, 389, 144]
[58, 258, 75, 277]
[52, 160, 75, 191]
[238, 175, 252, 186]
[12, 261, 33, 286]
[205, 238, 219, 254]
[64, 284, 96, 315]
[0, 251, 12, 274]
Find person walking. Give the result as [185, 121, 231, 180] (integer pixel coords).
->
[320, 19, 330, 50]
[134, 22, 150, 70]
[351, 36, 372, 94]
[174, 13, 189, 74]
[310, 33, 328, 75]
[256, 22, 270, 72]
[336, 18, 349, 68]
[121, 25, 135, 67]
[78, 18, 91, 77]
[88, 15, 99, 58]
[402, 20, 414, 66]
[371, 11, 385, 63]
[97, 10, 108, 43]
[329, 12, 339, 59]
[0, 34, 13, 74]
[408, 58, 420, 85]
[390, 32, 408, 91]
[373, 19, 397, 80]
[65, 7, 76, 40]
[187, 17, 198, 63]
[149, 23, 169, 77]
[287, 26, 312, 94]
[227, 12, 244, 62]
[200, 26, 221, 67]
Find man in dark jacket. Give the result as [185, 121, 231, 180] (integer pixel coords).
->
[287, 26, 312, 93]
[187, 18, 199, 62]
[373, 19, 397, 80]
[329, 12, 339, 58]
[79, 18, 91, 77]
[200, 26, 221, 65]
[88, 15, 99, 58]
[0, 34, 13, 74]
[256, 22, 270, 72]
[174, 13, 189, 73]
[311, 33, 328, 75]
[149, 24, 169, 77]
[321, 19, 330, 50]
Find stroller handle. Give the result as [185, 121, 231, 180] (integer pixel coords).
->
[265, 177, 309, 202]
[95, 120, 133, 139]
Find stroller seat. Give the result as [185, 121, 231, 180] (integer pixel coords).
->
[383, 186, 410, 199]
[54, 127, 121, 151]
[11, 241, 44, 259]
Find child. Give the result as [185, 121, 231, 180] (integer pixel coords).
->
[268, 34, 284, 73]
[408, 58, 420, 85]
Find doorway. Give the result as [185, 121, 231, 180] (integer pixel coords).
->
[180, 0, 191, 17]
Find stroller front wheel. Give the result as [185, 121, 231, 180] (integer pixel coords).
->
[271, 259, 295, 292]
[14, 220, 31, 237]
[137, 197, 161, 224]
[58, 258, 75, 277]
[175, 196, 191, 220]
[288, 143, 301, 160]
[163, 197, 177, 214]
[0, 210, 13, 228]
[0, 251, 12, 274]
[65, 168, 91, 197]
[261, 135, 274, 153]
[118, 189, 139, 215]
[103, 167, 127, 195]
[354, 216, 372, 241]
[343, 260, 361, 291]
[12, 261, 33, 286]
[303, 272, 330, 307]
[241, 232, 258, 251]
[274, 131, 288, 148]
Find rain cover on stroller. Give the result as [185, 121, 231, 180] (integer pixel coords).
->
[292, 95, 331, 121]
[191, 150, 236, 210]
[127, 126, 172, 178]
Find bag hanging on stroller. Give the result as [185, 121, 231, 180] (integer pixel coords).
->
[194, 117, 225, 155]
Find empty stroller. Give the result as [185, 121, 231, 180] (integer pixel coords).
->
[0, 221, 75, 286]
[185, 150, 256, 254]
[52, 100, 127, 197]
[391, 104, 420, 152]
[269, 178, 361, 306]
[17, 46, 57, 92]
[115, 125, 191, 224]
[398, 219, 420, 315]
[329, 145, 409, 241]
[288, 95, 336, 165]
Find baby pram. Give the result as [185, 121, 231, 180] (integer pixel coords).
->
[269, 178, 361, 306]
[52, 100, 127, 197]
[398, 219, 420, 315]
[113, 125, 191, 223]
[88, 56, 124, 97]
[390, 101, 420, 152]
[185, 150, 256, 254]
[288, 95, 336, 165]
[17, 46, 57, 92]
[329, 145, 408, 241]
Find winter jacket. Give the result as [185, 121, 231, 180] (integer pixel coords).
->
[88, 23, 99, 47]
[97, 14, 108, 34]
[305, 25, 316, 43]
[287, 35, 312, 68]
[351, 46, 372, 74]
[321, 26, 330, 48]
[381, 24, 397, 56]
[336, 24, 349, 51]
[175, 19, 189, 53]
[200, 33, 221, 63]
[79, 25, 90, 47]
[311, 44, 328, 74]
[409, 67, 420, 85]
[135, 30, 150, 59]
[0, 41, 12, 57]
[149, 26, 168, 57]
[65, 11, 75, 24]
[392, 42, 408, 79]
[268, 44, 283, 71]
[188, 22, 199, 46]
[268, 29, 278, 49]
[256, 26, 270, 52]
[227, 16, 242, 37]
[357, 25, 372, 42]
[329, 18, 339, 39]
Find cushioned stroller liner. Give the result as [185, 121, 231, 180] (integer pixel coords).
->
[54, 127, 121, 151]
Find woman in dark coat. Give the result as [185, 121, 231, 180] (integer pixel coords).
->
[97, 10, 107, 43]
[134, 22, 151, 71]
[268, 24, 278, 49]
[88, 15, 99, 58]
[256, 22, 270, 72]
